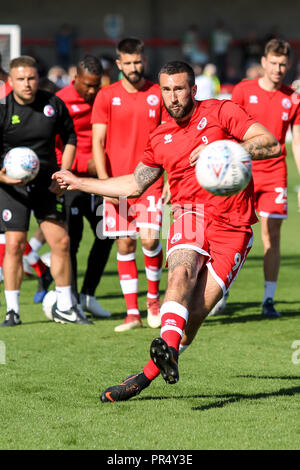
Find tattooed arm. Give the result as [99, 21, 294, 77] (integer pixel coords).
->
[52, 162, 163, 197]
[189, 122, 281, 166]
[241, 122, 281, 160]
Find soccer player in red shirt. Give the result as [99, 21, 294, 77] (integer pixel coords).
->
[232, 39, 300, 318]
[91, 38, 167, 332]
[53, 61, 280, 401]
[56, 55, 113, 318]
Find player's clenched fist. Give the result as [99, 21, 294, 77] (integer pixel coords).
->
[52, 169, 78, 191]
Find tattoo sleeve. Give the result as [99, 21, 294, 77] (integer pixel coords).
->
[242, 136, 281, 161]
[133, 162, 164, 196]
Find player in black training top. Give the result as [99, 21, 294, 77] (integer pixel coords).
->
[0, 55, 91, 326]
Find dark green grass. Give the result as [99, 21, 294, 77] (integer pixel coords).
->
[0, 147, 299, 450]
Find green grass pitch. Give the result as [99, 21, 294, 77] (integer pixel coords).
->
[0, 145, 299, 450]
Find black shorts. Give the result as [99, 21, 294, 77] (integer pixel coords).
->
[0, 182, 66, 232]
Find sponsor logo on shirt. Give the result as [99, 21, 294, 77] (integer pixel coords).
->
[43, 105, 55, 117]
[249, 95, 258, 104]
[164, 134, 173, 144]
[149, 109, 156, 118]
[147, 94, 159, 106]
[197, 117, 207, 130]
[11, 114, 20, 124]
[112, 97, 121, 106]
[281, 112, 289, 121]
[282, 98, 291, 109]
[71, 104, 80, 112]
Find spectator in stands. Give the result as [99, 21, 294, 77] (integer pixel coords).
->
[99, 55, 116, 87]
[182, 25, 209, 65]
[211, 20, 232, 83]
[193, 64, 214, 101]
[203, 63, 220, 97]
[242, 29, 263, 73]
[55, 23, 74, 71]
[246, 63, 264, 80]
[48, 65, 69, 89]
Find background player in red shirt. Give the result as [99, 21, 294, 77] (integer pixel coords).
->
[56, 55, 113, 319]
[53, 61, 280, 401]
[232, 39, 300, 318]
[92, 38, 166, 332]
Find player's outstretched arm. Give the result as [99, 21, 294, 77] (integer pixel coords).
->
[52, 162, 163, 198]
[241, 123, 281, 160]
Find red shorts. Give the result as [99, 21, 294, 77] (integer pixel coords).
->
[253, 160, 288, 219]
[103, 187, 163, 237]
[72, 155, 90, 175]
[166, 209, 253, 294]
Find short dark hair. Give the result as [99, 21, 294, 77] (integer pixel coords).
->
[116, 37, 144, 57]
[264, 39, 291, 58]
[10, 55, 37, 70]
[158, 61, 195, 87]
[77, 55, 102, 76]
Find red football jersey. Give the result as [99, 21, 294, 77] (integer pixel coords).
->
[232, 78, 300, 172]
[91, 80, 166, 177]
[56, 81, 93, 174]
[142, 99, 258, 227]
[0, 81, 12, 100]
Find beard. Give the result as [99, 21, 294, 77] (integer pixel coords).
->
[164, 95, 194, 120]
[122, 67, 144, 84]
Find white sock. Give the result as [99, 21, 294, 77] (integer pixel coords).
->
[179, 343, 189, 355]
[263, 281, 277, 302]
[5, 290, 20, 314]
[29, 237, 43, 253]
[56, 286, 73, 311]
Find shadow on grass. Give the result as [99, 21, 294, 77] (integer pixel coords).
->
[204, 301, 300, 326]
[137, 376, 300, 411]
[245, 254, 300, 268]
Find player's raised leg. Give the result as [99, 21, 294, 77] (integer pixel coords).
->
[100, 248, 204, 402]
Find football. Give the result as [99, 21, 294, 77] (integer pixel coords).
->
[195, 140, 252, 196]
[3, 147, 40, 183]
[42, 290, 57, 321]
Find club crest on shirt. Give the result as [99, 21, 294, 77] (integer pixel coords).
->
[147, 94, 159, 106]
[43, 105, 55, 117]
[170, 232, 182, 244]
[281, 98, 291, 109]
[2, 209, 12, 222]
[106, 216, 116, 229]
[197, 117, 207, 130]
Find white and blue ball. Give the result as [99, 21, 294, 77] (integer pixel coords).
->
[196, 140, 252, 196]
[3, 146, 40, 183]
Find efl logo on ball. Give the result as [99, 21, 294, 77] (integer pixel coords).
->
[195, 140, 252, 196]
